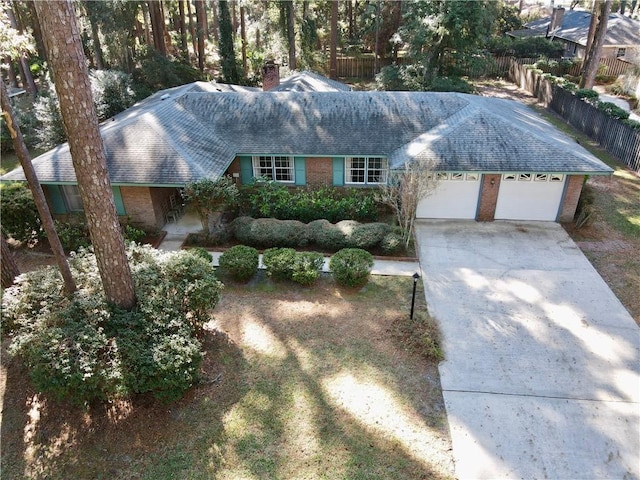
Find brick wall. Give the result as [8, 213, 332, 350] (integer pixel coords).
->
[476, 174, 501, 221]
[120, 186, 176, 229]
[306, 157, 334, 187]
[558, 175, 584, 222]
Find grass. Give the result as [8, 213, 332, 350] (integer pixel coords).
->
[0, 150, 21, 175]
[0, 274, 454, 479]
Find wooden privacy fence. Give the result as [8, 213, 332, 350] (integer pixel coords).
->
[330, 55, 631, 80]
[510, 61, 640, 172]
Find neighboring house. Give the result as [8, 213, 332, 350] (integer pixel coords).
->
[1, 71, 612, 229]
[509, 7, 640, 59]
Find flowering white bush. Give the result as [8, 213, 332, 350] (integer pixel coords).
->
[2, 244, 223, 404]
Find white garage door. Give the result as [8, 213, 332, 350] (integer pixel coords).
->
[416, 173, 481, 219]
[495, 173, 566, 221]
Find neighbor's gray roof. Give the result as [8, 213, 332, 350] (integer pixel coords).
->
[515, 10, 640, 47]
[2, 87, 612, 185]
[271, 70, 352, 92]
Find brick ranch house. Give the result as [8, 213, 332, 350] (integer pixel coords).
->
[2, 72, 612, 229]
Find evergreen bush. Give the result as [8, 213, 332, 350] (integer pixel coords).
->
[4, 244, 222, 404]
[329, 248, 374, 288]
[262, 247, 297, 280]
[308, 219, 348, 250]
[218, 245, 259, 282]
[291, 252, 325, 285]
[0, 182, 43, 242]
[232, 217, 308, 247]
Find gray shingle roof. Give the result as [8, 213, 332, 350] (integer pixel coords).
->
[2, 84, 612, 184]
[270, 71, 353, 92]
[521, 10, 640, 47]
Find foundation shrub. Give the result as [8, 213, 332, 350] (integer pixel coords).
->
[218, 245, 259, 282]
[348, 222, 392, 249]
[308, 219, 348, 250]
[231, 217, 308, 247]
[243, 182, 378, 223]
[380, 231, 404, 254]
[329, 248, 374, 287]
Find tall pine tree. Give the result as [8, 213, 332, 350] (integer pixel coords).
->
[218, 0, 240, 83]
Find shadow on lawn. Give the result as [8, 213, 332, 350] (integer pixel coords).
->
[1, 274, 454, 479]
[0, 330, 247, 479]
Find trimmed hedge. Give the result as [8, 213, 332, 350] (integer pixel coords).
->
[218, 245, 259, 281]
[232, 217, 398, 253]
[232, 217, 308, 248]
[329, 248, 374, 287]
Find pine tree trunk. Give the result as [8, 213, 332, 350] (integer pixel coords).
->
[34, 0, 136, 310]
[1, 81, 77, 295]
[5, 6, 37, 94]
[195, 0, 206, 71]
[1, 234, 19, 289]
[148, 0, 167, 56]
[211, 0, 219, 43]
[178, 0, 189, 59]
[285, 1, 296, 70]
[188, 0, 197, 56]
[26, 1, 47, 63]
[330, 0, 338, 79]
[240, 6, 247, 75]
[580, 0, 611, 89]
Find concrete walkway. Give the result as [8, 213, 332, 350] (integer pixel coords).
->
[157, 211, 420, 276]
[415, 220, 640, 479]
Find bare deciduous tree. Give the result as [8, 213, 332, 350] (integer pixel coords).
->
[377, 159, 440, 250]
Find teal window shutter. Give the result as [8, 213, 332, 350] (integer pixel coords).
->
[47, 185, 67, 214]
[332, 158, 345, 186]
[294, 157, 306, 186]
[112, 186, 126, 215]
[239, 156, 253, 184]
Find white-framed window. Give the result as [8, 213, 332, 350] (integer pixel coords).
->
[451, 172, 464, 181]
[436, 172, 449, 180]
[345, 157, 388, 185]
[617, 48, 626, 58]
[550, 174, 564, 182]
[252, 156, 294, 183]
[61, 185, 83, 212]
[535, 173, 549, 182]
[503, 173, 516, 181]
[466, 173, 480, 181]
[518, 173, 532, 181]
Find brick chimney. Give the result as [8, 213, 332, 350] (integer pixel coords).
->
[262, 60, 280, 91]
[547, 7, 565, 36]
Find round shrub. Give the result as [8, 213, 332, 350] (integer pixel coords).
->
[218, 245, 259, 282]
[291, 252, 325, 285]
[380, 231, 404, 254]
[188, 246, 213, 262]
[262, 247, 297, 280]
[4, 244, 223, 404]
[329, 248, 375, 288]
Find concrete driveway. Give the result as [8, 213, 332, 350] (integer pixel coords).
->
[415, 220, 640, 479]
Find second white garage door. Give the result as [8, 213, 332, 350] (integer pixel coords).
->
[416, 173, 481, 219]
[494, 173, 566, 221]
